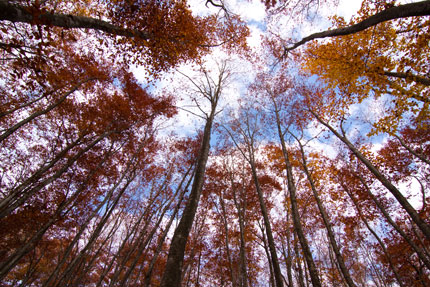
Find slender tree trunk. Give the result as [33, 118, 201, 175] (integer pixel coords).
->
[273, 107, 321, 287]
[95, 203, 150, 287]
[349, 174, 430, 270]
[281, 240, 294, 287]
[106, 185, 168, 286]
[43, 143, 128, 286]
[293, 236, 306, 287]
[218, 191, 237, 286]
[55, 175, 136, 286]
[259, 221, 276, 287]
[0, 78, 94, 143]
[143, 165, 194, 287]
[295, 138, 357, 287]
[249, 158, 284, 287]
[0, 210, 59, 280]
[311, 111, 430, 240]
[362, 244, 388, 287]
[0, 141, 116, 280]
[0, 130, 113, 219]
[72, 214, 123, 286]
[231, 172, 249, 287]
[326, 243, 341, 286]
[0, 133, 85, 218]
[281, 178, 295, 287]
[119, 192, 179, 287]
[343, 183, 406, 287]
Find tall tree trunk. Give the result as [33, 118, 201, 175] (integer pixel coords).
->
[249, 158, 284, 287]
[0, 139, 117, 280]
[143, 165, 194, 287]
[281, 240, 294, 287]
[311, 111, 430, 240]
[43, 143, 132, 286]
[281, 178, 295, 287]
[0, 129, 113, 219]
[218, 191, 237, 286]
[294, 137, 357, 287]
[160, 62, 230, 286]
[119, 192, 180, 287]
[293, 235, 306, 287]
[0, 133, 85, 218]
[55, 175, 136, 286]
[231, 171, 249, 287]
[273, 107, 321, 287]
[160, 105, 216, 287]
[259, 221, 276, 287]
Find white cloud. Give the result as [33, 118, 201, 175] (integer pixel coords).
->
[229, 0, 267, 23]
[335, 0, 362, 21]
[247, 24, 264, 49]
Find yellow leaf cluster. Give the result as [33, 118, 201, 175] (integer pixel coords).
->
[301, 0, 429, 135]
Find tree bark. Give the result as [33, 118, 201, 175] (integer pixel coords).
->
[284, 0, 430, 52]
[273, 106, 321, 287]
[159, 114, 213, 287]
[143, 165, 194, 287]
[249, 159, 284, 287]
[383, 71, 430, 87]
[0, 1, 150, 40]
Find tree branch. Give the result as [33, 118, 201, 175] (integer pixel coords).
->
[284, 0, 430, 52]
[0, 0, 150, 40]
[383, 70, 430, 87]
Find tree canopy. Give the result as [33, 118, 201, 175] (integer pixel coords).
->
[1, 0, 429, 286]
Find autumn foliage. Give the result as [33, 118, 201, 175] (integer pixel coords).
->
[1, 0, 429, 286]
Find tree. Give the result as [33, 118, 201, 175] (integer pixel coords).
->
[222, 101, 285, 287]
[1, 0, 429, 285]
[250, 72, 322, 287]
[0, 52, 176, 283]
[160, 61, 231, 287]
[0, 0, 248, 74]
[300, 0, 429, 135]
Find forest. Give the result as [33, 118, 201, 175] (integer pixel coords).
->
[0, 0, 429, 286]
